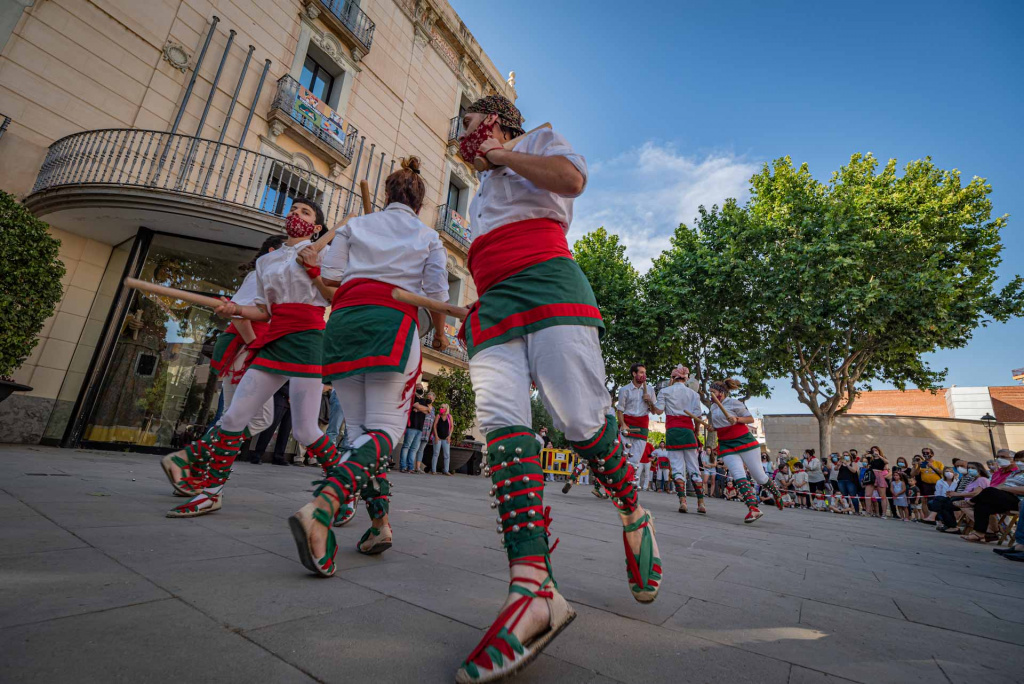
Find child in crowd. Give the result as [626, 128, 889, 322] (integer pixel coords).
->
[829, 494, 852, 514]
[811, 491, 828, 511]
[723, 479, 738, 500]
[907, 476, 923, 521]
[891, 471, 910, 521]
[792, 462, 811, 509]
[648, 458, 659, 491]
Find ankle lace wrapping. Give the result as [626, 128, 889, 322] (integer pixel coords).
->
[315, 430, 393, 513]
[487, 426, 551, 561]
[362, 471, 391, 519]
[202, 427, 246, 487]
[570, 415, 639, 514]
[735, 477, 758, 508]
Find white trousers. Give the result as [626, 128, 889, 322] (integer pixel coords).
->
[220, 369, 324, 445]
[636, 462, 651, 488]
[470, 326, 610, 441]
[335, 341, 420, 447]
[621, 435, 647, 466]
[722, 447, 769, 485]
[219, 352, 274, 435]
[667, 448, 701, 483]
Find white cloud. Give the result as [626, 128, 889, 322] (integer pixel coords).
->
[571, 143, 760, 272]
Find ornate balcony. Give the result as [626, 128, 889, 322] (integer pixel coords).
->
[24, 128, 359, 245]
[306, 0, 375, 57]
[434, 203, 471, 252]
[423, 329, 468, 365]
[269, 75, 357, 169]
[447, 115, 462, 144]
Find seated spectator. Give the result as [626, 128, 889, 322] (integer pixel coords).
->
[793, 462, 811, 509]
[994, 464, 1024, 562]
[830, 494, 852, 514]
[811, 491, 829, 511]
[723, 479, 738, 500]
[962, 450, 1024, 543]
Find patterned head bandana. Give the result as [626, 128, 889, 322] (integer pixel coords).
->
[671, 365, 689, 381]
[466, 94, 525, 138]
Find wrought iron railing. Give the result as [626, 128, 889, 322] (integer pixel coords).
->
[434, 203, 471, 250]
[320, 0, 375, 50]
[423, 329, 468, 362]
[271, 75, 357, 161]
[448, 115, 462, 143]
[0, 113, 11, 141]
[29, 128, 358, 228]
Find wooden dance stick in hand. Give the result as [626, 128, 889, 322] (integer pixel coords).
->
[359, 179, 372, 215]
[683, 410, 711, 431]
[392, 289, 470, 320]
[711, 394, 734, 421]
[124, 277, 229, 311]
[472, 123, 552, 172]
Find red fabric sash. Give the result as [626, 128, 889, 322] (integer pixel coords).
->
[218, 321, 269, 383]
[666, 415, 695, 430]
[622, 413, 650, 430]
[715, 423, 750, 440]
[467, 218, 573, 295]
[247, 303, 325, 352]
[331, 278, 417, 320]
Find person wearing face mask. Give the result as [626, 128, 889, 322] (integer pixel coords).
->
[961, 450, 1024, 543]
[431, 403, 455, 475]
[931, 462, 989, 532]
[162, 199, 336, 519]
[836, 453, 862, 514]
[993, 451, 1024, 562]
[162, 235, 283, 498]
[913, 447, 944, 523]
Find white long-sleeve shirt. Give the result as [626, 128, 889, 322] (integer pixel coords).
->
[468, 127, 588, 238]
[230, 271, 260, 306]
[253, 239, 329, 308]
[321, 203, 449, 302]
[616, 382, 654, 418]
[655, 382, 703, 419]
[709, 396, 752, 430]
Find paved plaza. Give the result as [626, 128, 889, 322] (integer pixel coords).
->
[1, 445, 1022, 684]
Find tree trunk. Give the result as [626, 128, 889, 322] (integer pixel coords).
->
[817, 413, 835, 461]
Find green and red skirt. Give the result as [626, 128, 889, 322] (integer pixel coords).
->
[209, 329, 238, 378]
[248, 303, 326, 379]
[665, 415, 698, 450]
[622, 413, 649, 440]
[715, 423, 759, 456]
[321, 279, 419, 384]
[460, 219, 604, 358]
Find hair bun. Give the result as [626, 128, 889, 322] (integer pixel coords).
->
[402, 156, 421, 175]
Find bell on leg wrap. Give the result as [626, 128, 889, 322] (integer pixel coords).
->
[306, 433, 362, 527]
[166, 427, 247, 517]
[570, 415, 661, 602]
[457, 427, 574, 684]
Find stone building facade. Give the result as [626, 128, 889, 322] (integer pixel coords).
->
[0, 0, 512, 448]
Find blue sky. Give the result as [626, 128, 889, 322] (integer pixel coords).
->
[450, 0, 1024, 415]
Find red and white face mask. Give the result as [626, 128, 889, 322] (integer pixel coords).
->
[285, 213, 316, 238]
[458, 119, 496, 163]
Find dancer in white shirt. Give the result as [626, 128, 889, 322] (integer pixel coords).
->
[163, 199, 336, 518]
[160, 236, 282, 498]
[653, 365, 708, 514]
[709, 379, 784, 523]
[616, 363, 656, 484]
[288, 158, 449, 575]
[453, 95, 661, 683]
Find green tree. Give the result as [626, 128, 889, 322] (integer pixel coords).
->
[643, 206, 771, 403]
[427, 367, 477, 443]
[574, 227, 649, 391]
[646, 429, 666, 446]
[0, 190, 65, 380]
[715, 154, 1024, 457]
[530, 394, 567, 448]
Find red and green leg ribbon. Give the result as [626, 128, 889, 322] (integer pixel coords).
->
[569, 415, 639, 515]
[488, 426, 553, 563]
[306, 434, 363, 525]
[735, 477, 759, 508]
[312, 430, 393, 534]
[167, 426, 246, 515]
[762, 478, 782, 502]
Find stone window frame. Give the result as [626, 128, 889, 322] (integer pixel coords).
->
[288, 14, 361, 120]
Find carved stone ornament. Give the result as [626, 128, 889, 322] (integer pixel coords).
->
[269, 120, 285, 139]
[162, 41, 191, 72]
[303, 1, 321, 21]
[446, 142, 459, 158]
[350, 46, 365, 62]
[329, 163, 343, 178]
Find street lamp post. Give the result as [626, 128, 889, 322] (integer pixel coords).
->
[980, 412, 997, 458]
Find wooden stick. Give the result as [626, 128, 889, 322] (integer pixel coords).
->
[392, 289, 470, 320]
[711, 394, 734, 420]
[683, 410, 711, 431]
[124, 277, 228, 311]
[472, 122, 552, 172]
[360, 179, 372, 215]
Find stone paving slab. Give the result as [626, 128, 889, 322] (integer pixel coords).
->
[1, 445, 1023, 684]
